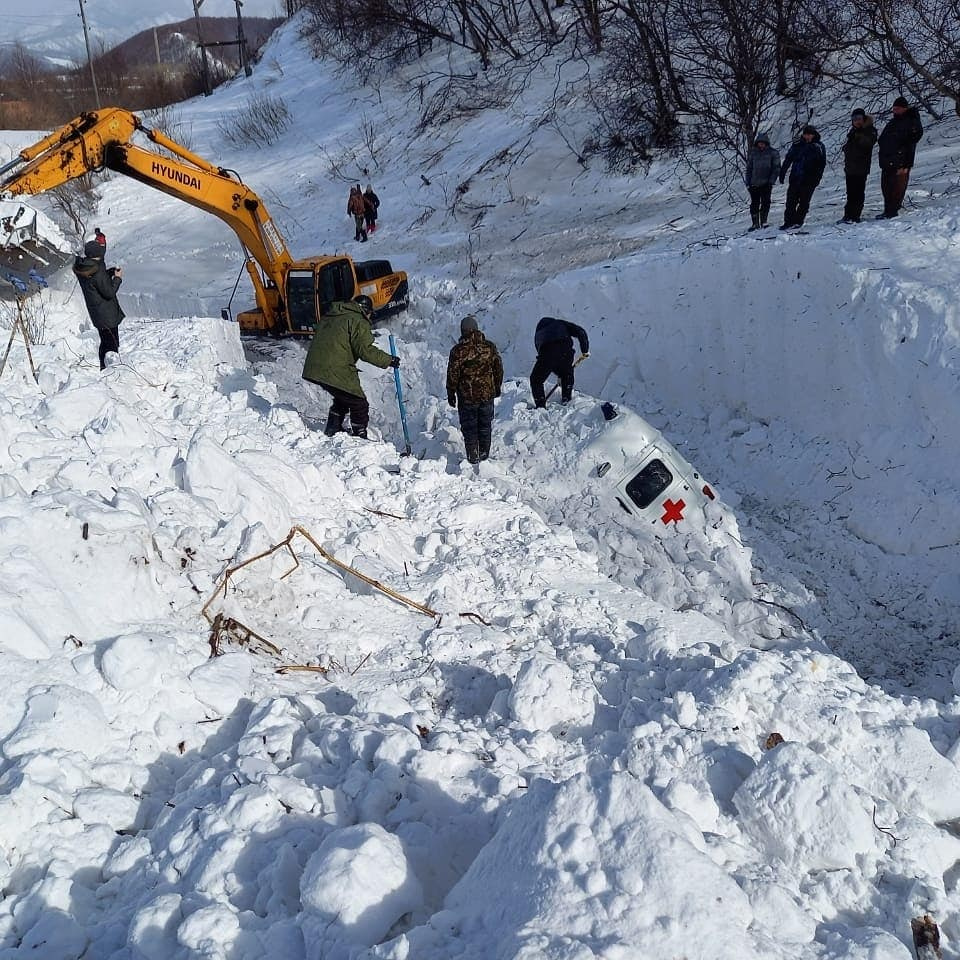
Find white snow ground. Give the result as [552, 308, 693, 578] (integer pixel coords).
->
[1, 16, 960, 960]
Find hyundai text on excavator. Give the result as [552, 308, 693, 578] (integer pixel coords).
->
[0, 107, 409, 335]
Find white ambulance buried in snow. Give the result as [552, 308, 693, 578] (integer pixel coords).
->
[587, 403, 716, 530]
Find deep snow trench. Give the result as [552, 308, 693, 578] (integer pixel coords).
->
[242, 216, 960, 707]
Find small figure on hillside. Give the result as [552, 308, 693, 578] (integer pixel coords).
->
[347, 185, 368, 242]
[301, 294, 398, 439]
[839, 108, 877, 224]
[363, 184, 380, 234]
[745, 132, 780, 230]
[778, 125, 827, 230]
[530, 316, 589, 408]
[877, 96, 923, 219]
[446, 315, 503, 465]
[94, 227, 106, 249]
[73, 237, 124, 371]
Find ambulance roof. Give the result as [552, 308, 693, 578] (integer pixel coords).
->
[584, 407, 665, 478]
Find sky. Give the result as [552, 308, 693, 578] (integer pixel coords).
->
[1, 13, 960, 960]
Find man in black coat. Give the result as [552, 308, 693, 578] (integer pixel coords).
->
[530, 316, 589, 407]
[877, 96, 923, 219]
[73, 238, 124, 370]
[840, 108, 877, 223]
[778, 125, 827, 230]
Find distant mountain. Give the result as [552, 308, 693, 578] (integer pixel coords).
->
[5, 0, 285, 64]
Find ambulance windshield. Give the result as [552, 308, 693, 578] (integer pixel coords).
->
[625, 458, 673, 509]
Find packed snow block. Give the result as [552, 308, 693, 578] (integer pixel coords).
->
[733, 742, 875, 872]
[127, 892, 184, 960]
[73, 786, 141, 831]
[0, 607, 51, 659]
[3, 685, 112, 760]
[299, 822, 424, 959]
[437, 771, 752, 959]
[181, 433, 293, 538]
[507, 654, 596, 733]
[100, 632, 177, 691]
[188, 653, 252, 715]
[844, 725, 960, 823]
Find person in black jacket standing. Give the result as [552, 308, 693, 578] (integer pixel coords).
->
[877, 96, 923, 219]
[840, 108, 877, 224]
[73, 238, 124, 370]
[530, 316, 589, 408]
[778, 125, 827, 230]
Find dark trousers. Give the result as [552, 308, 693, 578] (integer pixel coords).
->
[316, 381, 369, 435]
[881, 167, 910, 216]
[353, 214, 367, 242]
[364, 211, 377, 230]
[843, 173, 867, 221]
[748, 185, 772, 225]
[458, 400, 495, 463]
[97, 326, 120, 370]
[530, 340, 575, 406]
[783, 179, 817, 227]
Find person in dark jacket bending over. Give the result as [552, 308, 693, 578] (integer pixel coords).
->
[73, 238, 124, 370]
[779, 125, 827, 230]
[840, 108, 877, 224]
[446, 315, 503, 464]
[530, 316, 589, 408]
[877, 96, 923, 219]
[301, 294, 398, 439]
[745, 132, 780, 230]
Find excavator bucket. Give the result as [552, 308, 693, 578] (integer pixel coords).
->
[0, 200, 72, 300]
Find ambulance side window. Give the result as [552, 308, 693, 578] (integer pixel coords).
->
[625, 458, 673, 509]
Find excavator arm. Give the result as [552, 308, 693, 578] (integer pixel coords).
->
[0, 107, 294, 329]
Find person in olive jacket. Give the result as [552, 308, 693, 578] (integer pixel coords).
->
[446, 314, 503, 464]
[778, 125, 827, 230]
[301, 295, 399, 439]
[744, 132, 780, 230]
[840, 109, 878, 224]
[877, 96, 923, 219]
[72, 237, 124, 370]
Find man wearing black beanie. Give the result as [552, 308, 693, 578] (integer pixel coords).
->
[877, 96, 923, 218]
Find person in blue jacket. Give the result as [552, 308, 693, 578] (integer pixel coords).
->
[778, 125, 827, 230]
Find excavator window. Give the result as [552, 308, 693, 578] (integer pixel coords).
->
[286, 272, 317, 332]
[316, 259, 356, 315]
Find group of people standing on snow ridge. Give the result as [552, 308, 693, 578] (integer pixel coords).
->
[302, 295, 589, 465]
[347, 184, 380, 242]
[745, 95, 923, 231]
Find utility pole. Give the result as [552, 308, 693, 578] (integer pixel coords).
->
[77, 0, 101, 109]
[192, 0, 212, 96]
[235, 0, 253, 78]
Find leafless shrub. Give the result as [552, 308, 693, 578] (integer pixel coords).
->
[217, 92, 293, 148]
[142, 105, 196, 152]
[48, 175, 101, 242]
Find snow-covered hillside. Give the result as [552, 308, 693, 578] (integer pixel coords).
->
[1, 15, 960, 960]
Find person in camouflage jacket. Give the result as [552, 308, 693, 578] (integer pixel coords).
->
[302, 295, 398, 438]
[446, 315, 503, 464]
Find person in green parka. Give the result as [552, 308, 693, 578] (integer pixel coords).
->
[302, 295, 399, 438]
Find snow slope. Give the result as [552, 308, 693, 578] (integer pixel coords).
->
[1, 15, 960, 960]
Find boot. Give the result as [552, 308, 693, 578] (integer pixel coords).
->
[479, 438, 491, 461]
[351, 425, 368, 439]
[466, 444, 480, 464]
[748, 215, 760, 231]
[324, 411, 345, 436]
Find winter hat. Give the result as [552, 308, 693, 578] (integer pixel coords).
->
[94, 227, 106, 246]
[461, 314, 479, 335]
[84, 239, 104, 258]
[893, 96, 909, 108]
[801, 124, 817, 135]
[851, 108, 866, 119]
[755, 132, 771, 145]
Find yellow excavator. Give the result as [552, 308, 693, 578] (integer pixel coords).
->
[0, 107, 409, 335]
